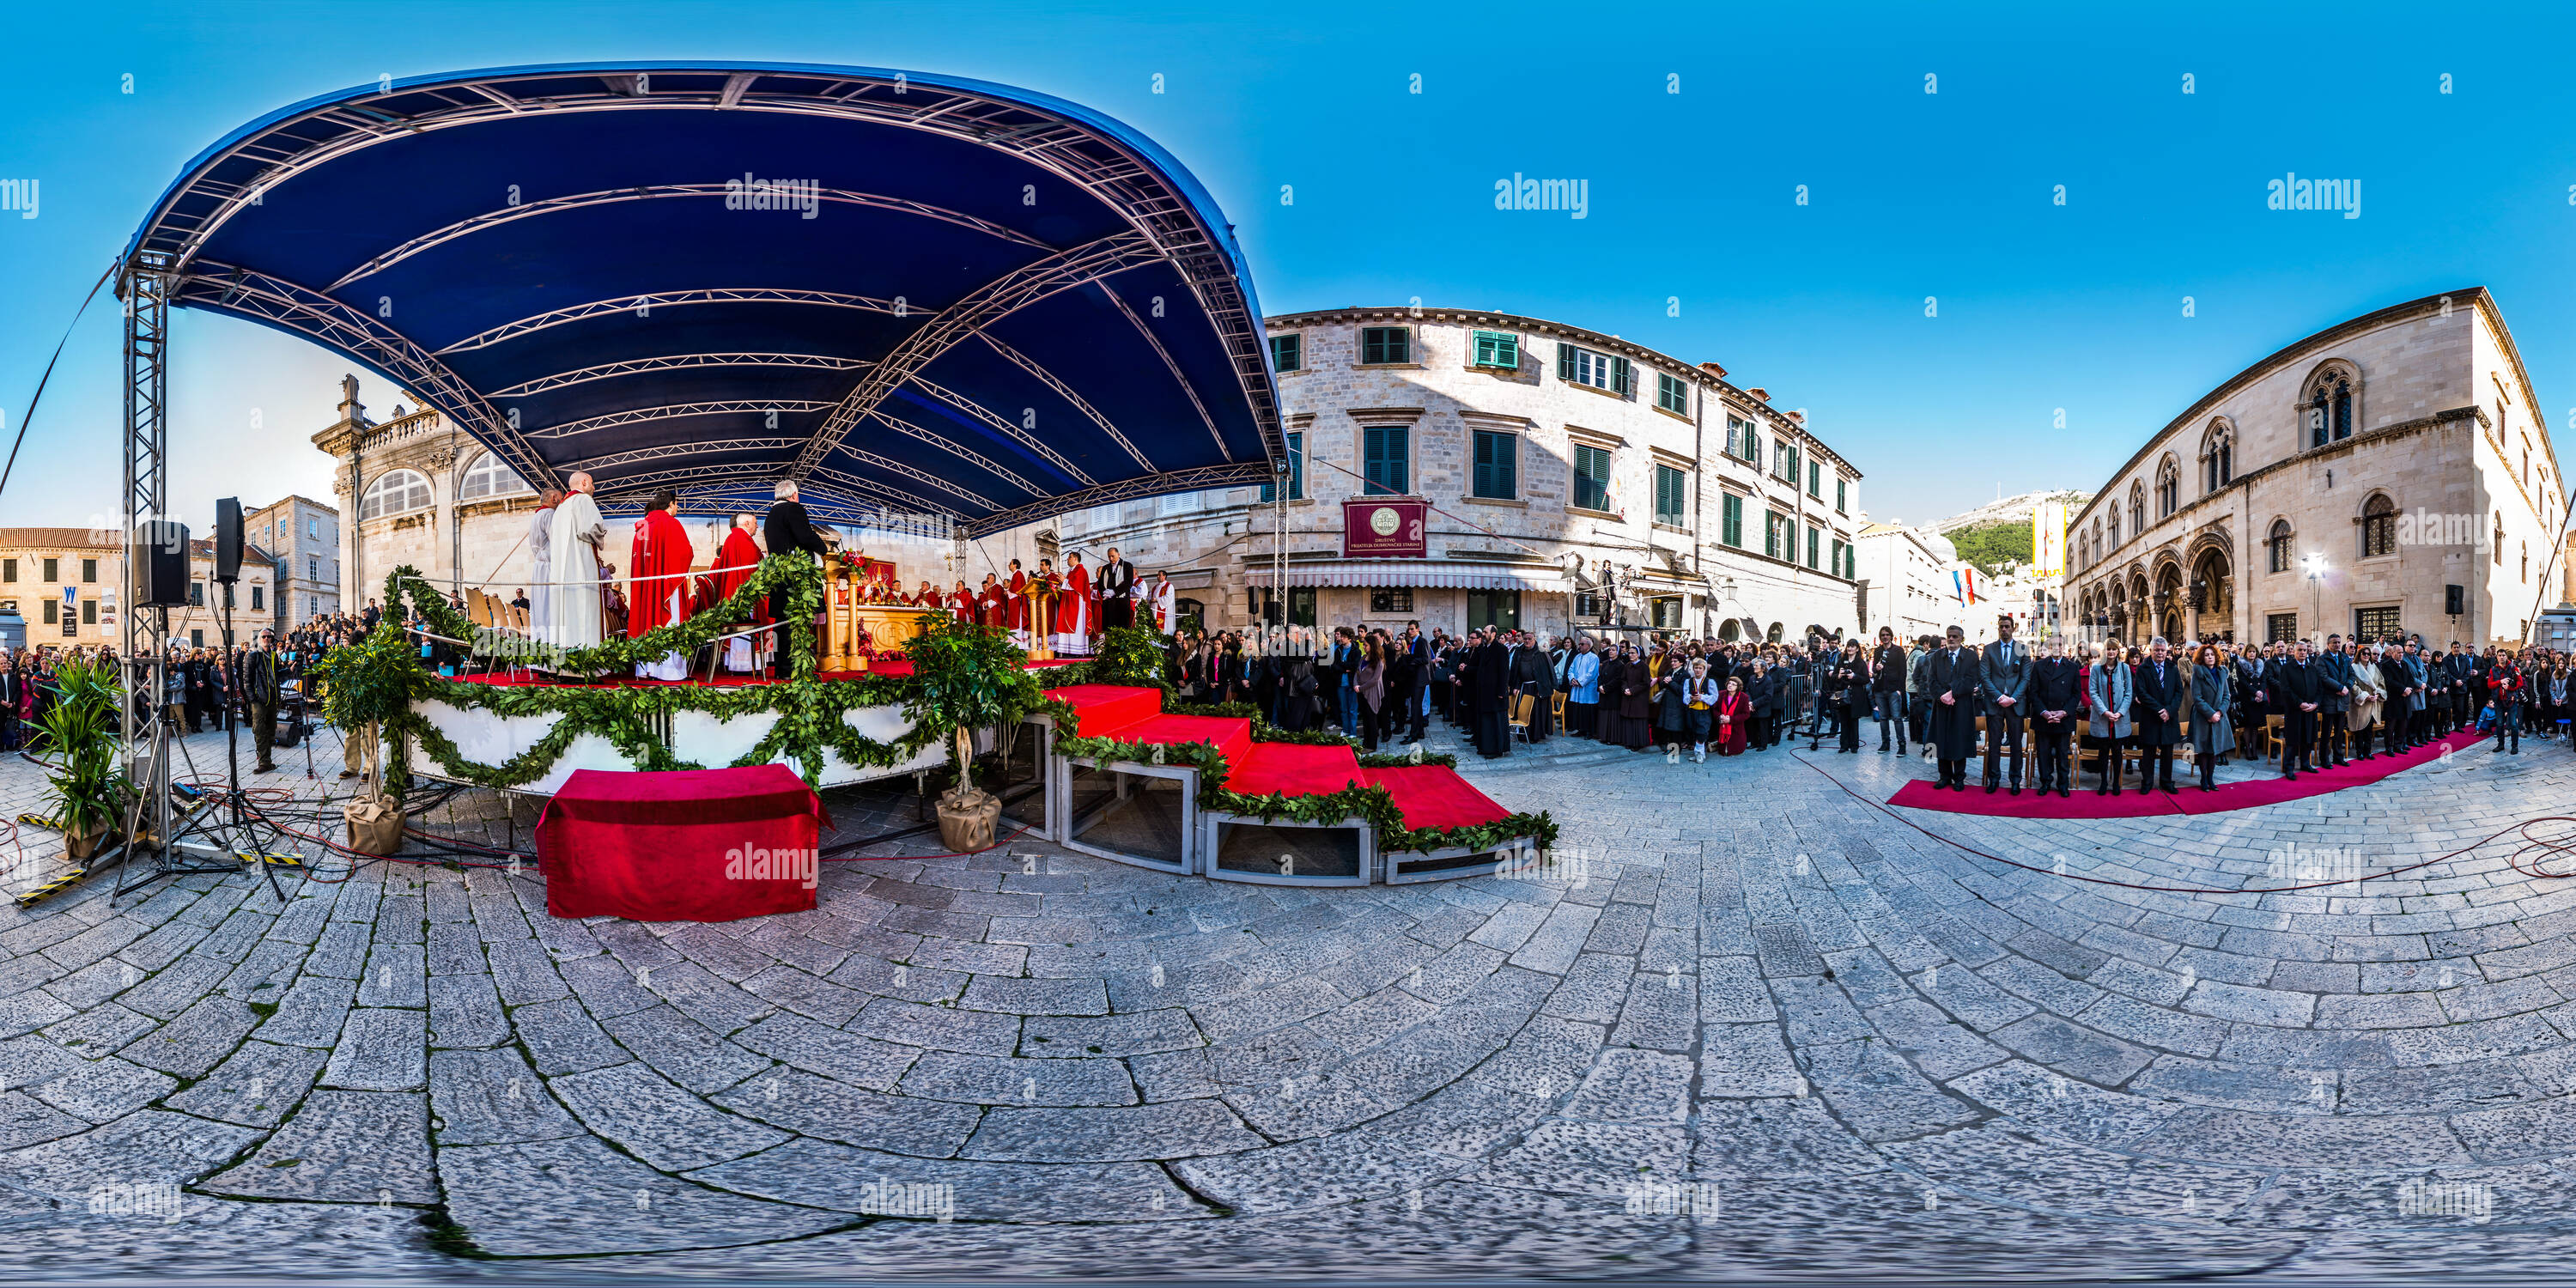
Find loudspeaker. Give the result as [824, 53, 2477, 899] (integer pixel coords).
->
[214, 497, 244, 585]
[131, 520, 191, 608]
[2445, 583, 2464, 617]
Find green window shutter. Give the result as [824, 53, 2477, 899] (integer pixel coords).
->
[1722, 494, 1743, 546]
[1611, 356, 1632, 396]
[1557, 343, 1575, 381]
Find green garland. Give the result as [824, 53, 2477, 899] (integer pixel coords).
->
[1089, 625, 1172, 690]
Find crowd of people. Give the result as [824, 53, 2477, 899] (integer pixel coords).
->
[1161, 617, 2574, 793]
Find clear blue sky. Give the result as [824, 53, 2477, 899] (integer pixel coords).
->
[3, 0, 2571, 534]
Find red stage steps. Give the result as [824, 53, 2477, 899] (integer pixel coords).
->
[1044, 684, 1508, 835]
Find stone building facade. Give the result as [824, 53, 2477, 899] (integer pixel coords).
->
[1852, 522, 1957, 642]
[1039, 307, 1868, 641]
[2065, 289, 2567, 649]
[246, 495, 341, 632]
[313, 377, 965, 617]
[0, 528, 274, 650]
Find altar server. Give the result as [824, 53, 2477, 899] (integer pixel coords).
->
[712, 514, 768, 673]
[526, 489, 561, 646]
[1055, 551, 1095, 656]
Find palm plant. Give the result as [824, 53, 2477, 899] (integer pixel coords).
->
[32, 658, 132, 852]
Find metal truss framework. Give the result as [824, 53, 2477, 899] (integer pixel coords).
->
[118, 258, 176, 878]
[959, 460, 1272, 540]
[562, 436, 805, 477]
[124, 64, 1286, 527]
[437, 289, 903, 356]
[325, 184, 1050, 291]
[972, 331, 1154, 472]
[489, 352, 866, 398]
[172, 262, 559, 489]
[529, 401, 834, 440]
[905, 374, 1094, 487]
[784, 230, 1164, 478]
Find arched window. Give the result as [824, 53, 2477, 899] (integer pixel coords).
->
[2108, 507, 2121, 546]
[2155, 455, 2179, 518]
[2268, 519, 2293, 574]
[359, 469, 432, 520]
[2128, 482, 2145, 537]
[458, 453, 532, 501]
[2306, 371, 2354, 447]
[2202, 422, 2234, 492]
[2360, 494, 2397, 557]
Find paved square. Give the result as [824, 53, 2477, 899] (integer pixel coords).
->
[0, 719, 2569, 1279]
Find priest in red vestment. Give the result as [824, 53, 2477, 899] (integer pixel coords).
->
[976, 574, 1006, 626]
[1005, 560, 1030, 635]
[1054, 551, 1094, 657]
[912, 580, 940, 608]
[711, 515, 766, 608]
[710, 514, 768, 673]
[627, 491, 696, 680]
[947, 580, 976, 623]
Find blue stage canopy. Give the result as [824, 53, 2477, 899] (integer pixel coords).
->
[122, 62, 1283, 536]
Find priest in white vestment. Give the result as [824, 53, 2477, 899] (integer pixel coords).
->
[526, 489, 560, 647]
[546, 472, 609, 664]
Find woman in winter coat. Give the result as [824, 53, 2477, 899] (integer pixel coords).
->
[1608, 644, 1656, 750]
[1714, 674, 1751, 756]
[2087, 643, 2134, 794]
[2344, 643, 2386, 759]
[2187, 643, 2236, 791]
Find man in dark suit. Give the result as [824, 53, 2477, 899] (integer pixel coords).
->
[2377, 646, 2415, 752]
[1401, 622, 1431, 741]
[763, 480, 832, 676]
[1467, 628, 1514, 757]
[2270, 639, 2323, 778]
[1978, 616, 2032, 793]
[1096, 547, 1137, 629]
[2444, 643, 2477, 736]
[2026, 636, 2082, 797]
[2313, 633, 2353, 768]
[2130, 638, 2184, 792]
[1923, 626, 1982, 789]
[242, 629, 282, 774]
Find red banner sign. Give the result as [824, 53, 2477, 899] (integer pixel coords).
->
[1341, 497, 1428, 557]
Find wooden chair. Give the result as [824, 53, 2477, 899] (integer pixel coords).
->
[1509, 692, 1536, 744]
[466, 590, 494, 628]
[1550, 691, 1567, 727]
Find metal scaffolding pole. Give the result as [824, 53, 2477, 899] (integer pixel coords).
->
[118, 254, 175, 884]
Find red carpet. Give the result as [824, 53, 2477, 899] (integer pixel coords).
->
[1886, 730, 2489, 818]
[1044, 684, 1167, 738]
[1228, 743, 1364, 797]
[1114, 714, 1254, 765]
[1364, 765, 1513, 832]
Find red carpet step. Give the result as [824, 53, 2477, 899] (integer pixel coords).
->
[1227, 743, 1364, 798]
[1045, 684, 1167, 738]
[1886, 729, 2488, 818]
[1103, 714, 1254, 766]
[1364, 765, 1513, 836]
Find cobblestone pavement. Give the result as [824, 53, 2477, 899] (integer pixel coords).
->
[0, 714, 2568, 1280]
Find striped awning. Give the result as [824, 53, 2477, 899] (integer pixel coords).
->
[1283, 560, 1568, 591]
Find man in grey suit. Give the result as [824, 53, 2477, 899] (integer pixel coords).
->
[1978, 615, 2032, 794]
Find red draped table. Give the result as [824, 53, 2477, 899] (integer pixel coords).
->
[536, 765, 829, 922]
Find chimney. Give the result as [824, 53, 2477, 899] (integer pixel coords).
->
[1747, 387, 1770, 403]
[1698, 362, 1728, 380]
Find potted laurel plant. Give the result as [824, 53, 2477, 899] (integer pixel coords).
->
[903, 617, 1044, 852]
[31, 658, 131, 860]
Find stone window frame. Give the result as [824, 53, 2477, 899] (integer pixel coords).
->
[360, 467, 434, 521]
[2357, 491, 2399, 560]
[2154, 453, 2180, 519]
[2199, 417, 2236, 493]
[2299, 357, 2362, 451]
[2266, 517, 2295, 574]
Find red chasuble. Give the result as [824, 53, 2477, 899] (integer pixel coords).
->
[627, 509, 696, 638]
[977, 583, 1006, 625]
[712, 528, 769, 624]
[1056, 562, 1093, 639]
[948, 587, 975, 623]
[1006, 570, 1030, 631]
